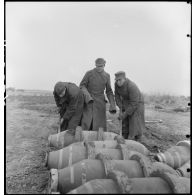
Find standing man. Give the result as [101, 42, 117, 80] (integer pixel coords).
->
[114, 71, 145, 140]
[53, 81, 84, 131]
[80, 58, 116, 131]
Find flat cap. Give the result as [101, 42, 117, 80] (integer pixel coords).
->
[115, 71, 126, 78]
[95, 58, 106, 66]
[54, 82, 65, 96]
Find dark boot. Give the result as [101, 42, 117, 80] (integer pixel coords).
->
[134, 135, 142, 142]
[122, 133, 129, 139]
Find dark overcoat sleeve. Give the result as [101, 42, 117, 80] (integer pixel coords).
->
[79, 71, 93, 103]
[114, 83, 122, 110]
[124, 83, 140, 116]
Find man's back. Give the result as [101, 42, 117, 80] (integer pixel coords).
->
[80, 68, 110, 95]
[53, 82, 81, 107]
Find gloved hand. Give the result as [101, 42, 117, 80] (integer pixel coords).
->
[57, 107, 61, 113]
[118, 112, 127, 120]
[60, 117, 64, 125]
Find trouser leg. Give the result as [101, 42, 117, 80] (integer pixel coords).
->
[59, 106, 68, 132]
[122, 117, 129, 139]
[134, 134, 142, 141]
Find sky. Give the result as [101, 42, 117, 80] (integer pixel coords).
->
[6, 2, 191, 96]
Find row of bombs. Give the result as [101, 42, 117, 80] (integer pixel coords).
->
[46, 126, 191, 194]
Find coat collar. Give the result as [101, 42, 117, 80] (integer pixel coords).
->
[93, 67, 105, 74]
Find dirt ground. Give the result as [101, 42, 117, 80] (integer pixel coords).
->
[6, 91, 190, 194]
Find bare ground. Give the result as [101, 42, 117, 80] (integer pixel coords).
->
[6, 93, 190, 194]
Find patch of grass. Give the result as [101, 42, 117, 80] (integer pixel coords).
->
[10, 95, 55, 105]
[143, 93, 190, 108]
[8, 95, 58, 114]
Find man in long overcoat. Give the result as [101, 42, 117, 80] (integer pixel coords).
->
[114, 71, 145, 140]
[53, 81, 84, 131]
[80, 58, 116, 131]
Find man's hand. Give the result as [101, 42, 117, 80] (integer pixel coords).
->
[60, 117, 64, 125]
[118, 112, 127, 120]
[117, 112, 123, 120]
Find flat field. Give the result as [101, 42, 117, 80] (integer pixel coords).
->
[6, 90, 190, 194]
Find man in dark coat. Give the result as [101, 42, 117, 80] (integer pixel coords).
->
[53, 81, 84, 131]
[114, 71, 145, 140]
[80, 58, 116, 131]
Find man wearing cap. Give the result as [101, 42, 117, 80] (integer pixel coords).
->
[53, 81, 84, 131]
[114, 71, 145, 140]
[80, 58, 116, 131]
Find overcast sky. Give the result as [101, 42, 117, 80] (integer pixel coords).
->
[6, 2, 191, 96]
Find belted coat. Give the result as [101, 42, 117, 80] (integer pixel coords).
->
[80, 68, 116, 131]
[53, 82, 84, 131]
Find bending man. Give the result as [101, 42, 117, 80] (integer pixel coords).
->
[115, 71, 145, 140]
[53, 81, 84, 131]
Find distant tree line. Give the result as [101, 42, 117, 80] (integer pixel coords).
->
[6, 87, 25, 92]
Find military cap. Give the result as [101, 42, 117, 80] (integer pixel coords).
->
[95, 58, 106, 66]
[54, 82, 66, 96]
[115, 71, 126, 79]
